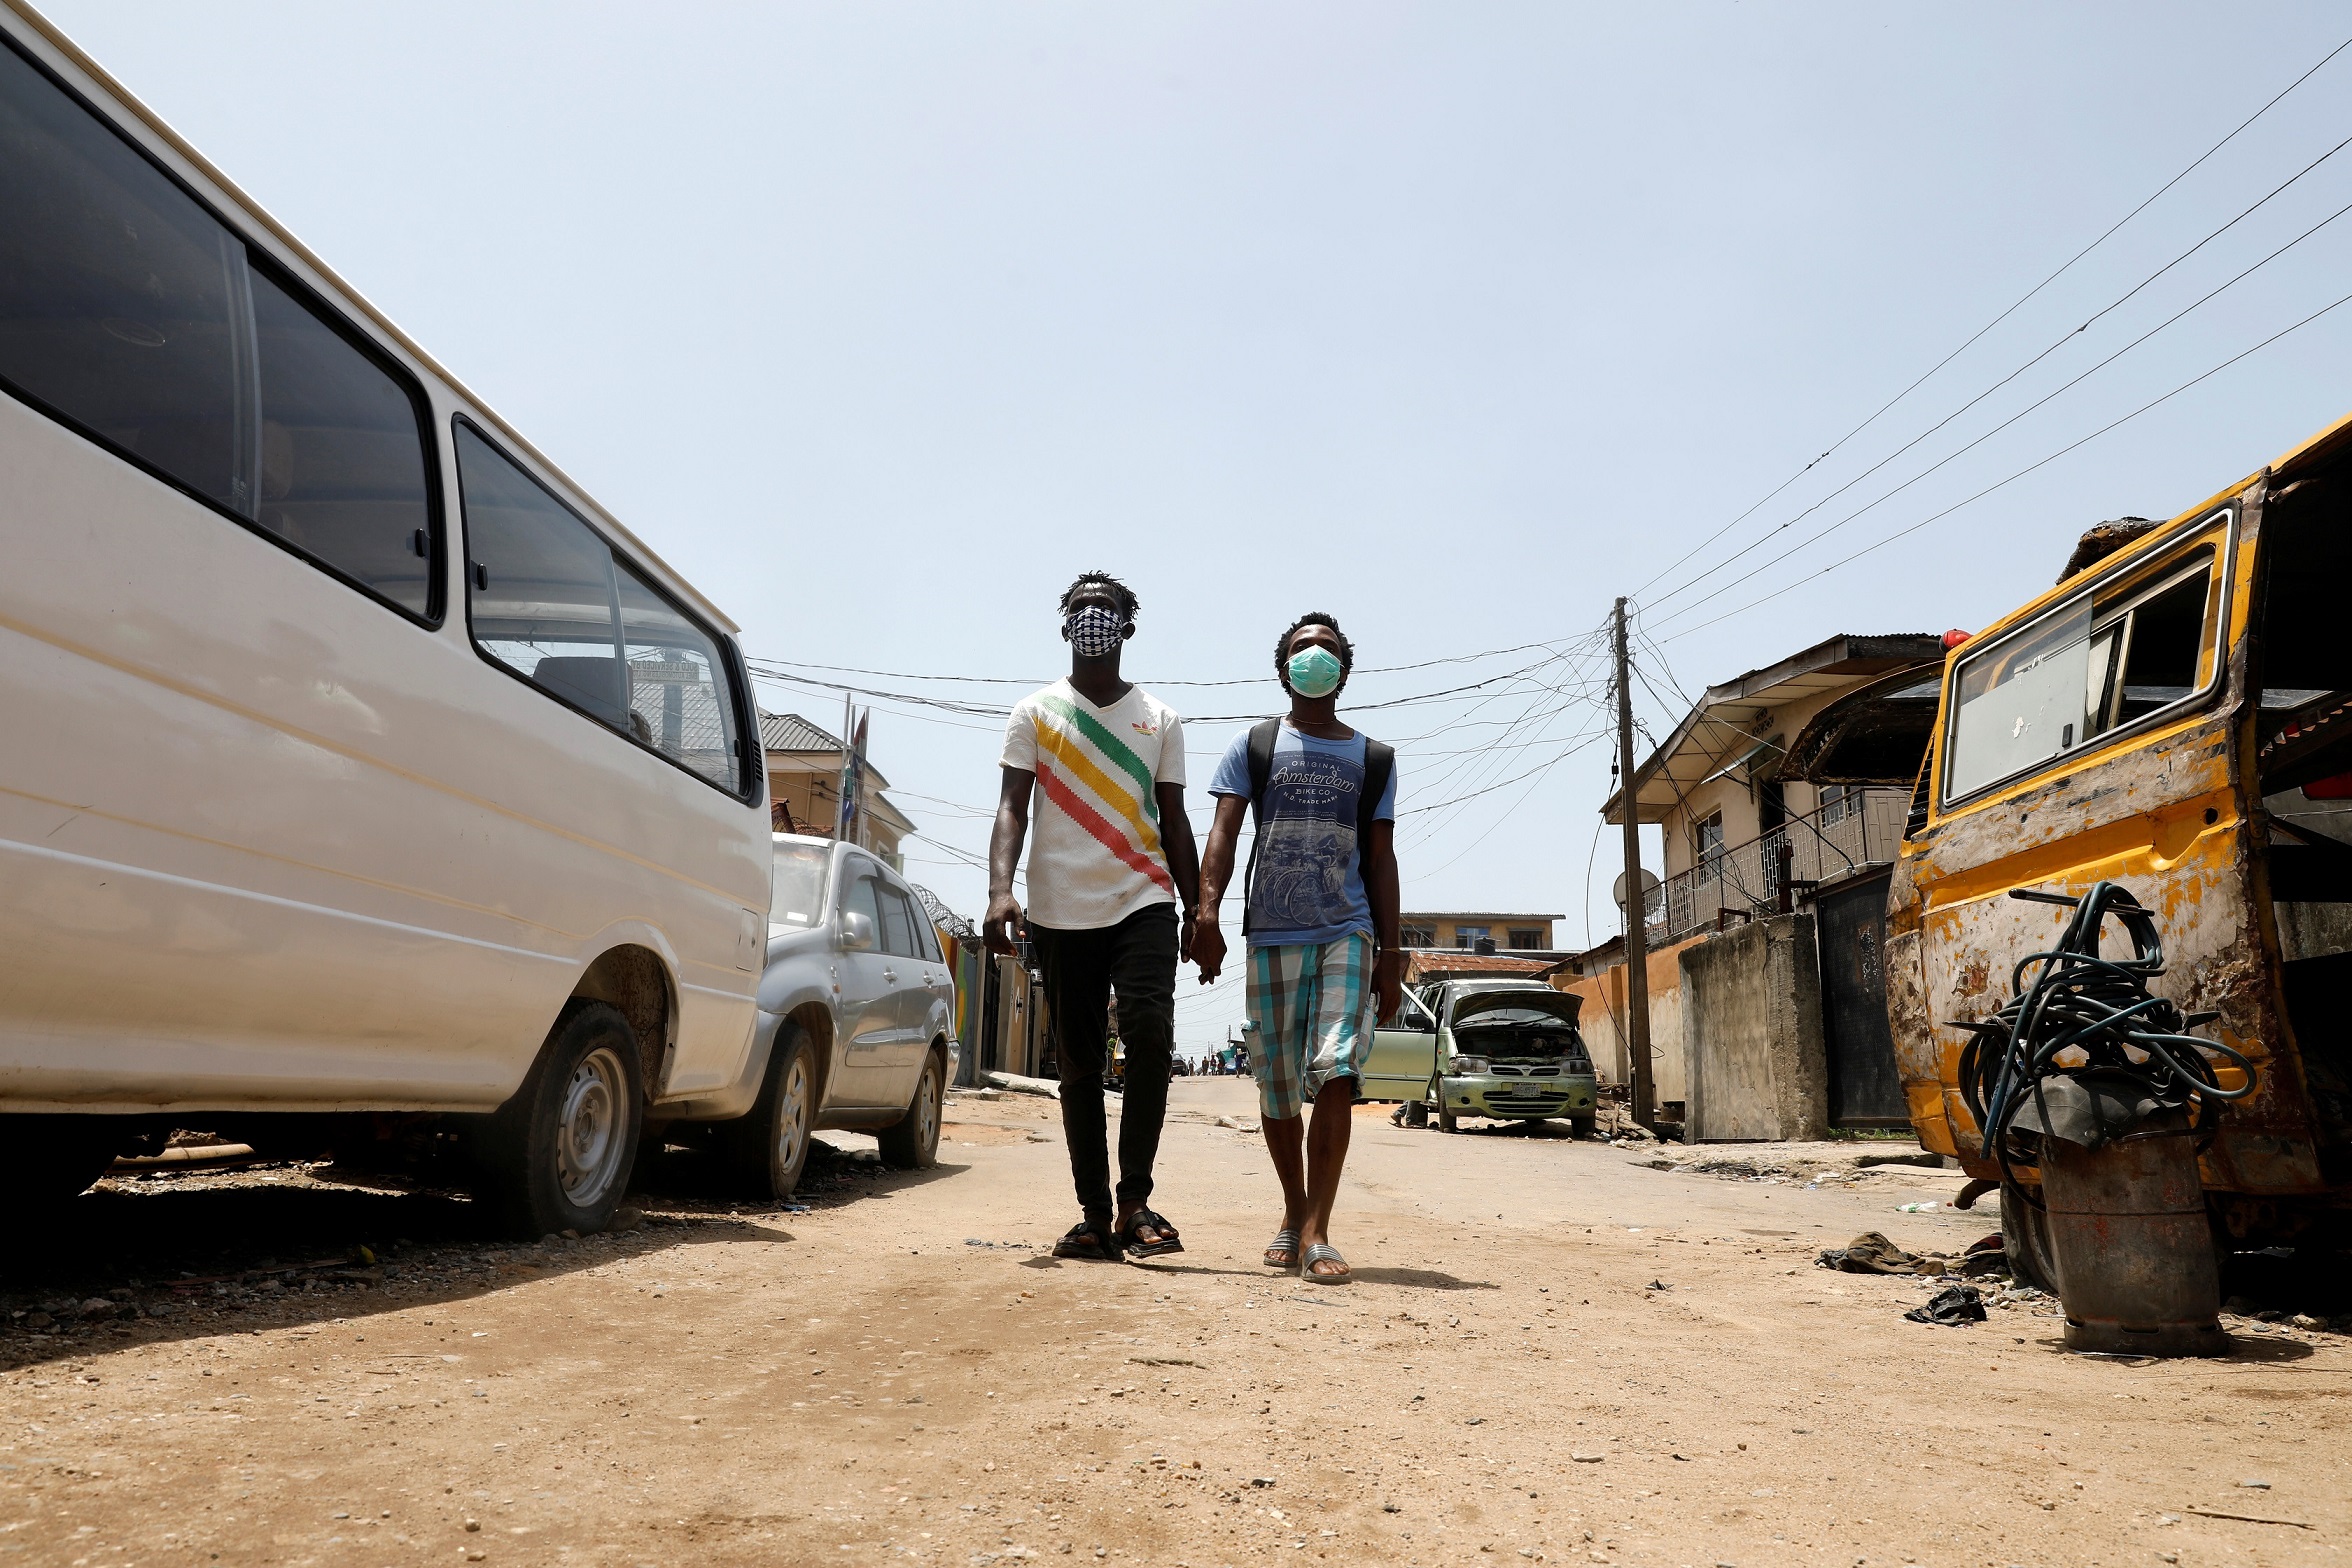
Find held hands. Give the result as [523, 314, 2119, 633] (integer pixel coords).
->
[982, 892, 1026, 956]
[1191, 914, 1227, 984]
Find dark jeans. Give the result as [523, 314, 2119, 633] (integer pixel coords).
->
[1030, 904, 1178, 1222]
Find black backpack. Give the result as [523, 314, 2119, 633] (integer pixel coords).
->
[1239, 717, 1395, 937]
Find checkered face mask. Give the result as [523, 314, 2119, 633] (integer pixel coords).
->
[1063, 604, 1126, 658]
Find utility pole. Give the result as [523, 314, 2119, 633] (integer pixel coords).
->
[1612, 596, 1657, 1131]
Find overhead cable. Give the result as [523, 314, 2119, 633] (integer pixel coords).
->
[1654, 281, 2352, 643]
[1630, 30, 2352, 603]
[1643, 126, 2352, 616]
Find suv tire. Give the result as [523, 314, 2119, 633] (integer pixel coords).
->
[878, 1048, 944, 1170]
[720, 1020, 818, 1200]
[476, 1000, 643, 1238]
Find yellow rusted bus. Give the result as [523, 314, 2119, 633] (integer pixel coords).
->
[1888, 407, 2352, 1271]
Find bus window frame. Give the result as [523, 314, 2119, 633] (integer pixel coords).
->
[0, 30, 447, 630]
[453, 413, 760, 804]
[1937, 504, 2237, 813]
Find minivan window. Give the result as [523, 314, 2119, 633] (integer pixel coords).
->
[1946, 541, 2219, 803]
[249, 264, 435, 615]
[0, 38, 437, 616]
[0, 37, 245, 510]
[616, 559, 742, 789]
[458, 420, 749, 794]
[458, 422, 630, 728]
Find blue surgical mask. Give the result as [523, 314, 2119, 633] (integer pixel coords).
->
[1064, 604, 1126, 658]
[1287, 646, 1343, 698]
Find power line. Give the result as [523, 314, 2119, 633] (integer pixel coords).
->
[1647, 196, 2352, 635]
[751, 637, 1583, 691]
[1629, 30, 2352, 604]
[1642, 120, 2352, 617]
[1655, 280, 2352, 643]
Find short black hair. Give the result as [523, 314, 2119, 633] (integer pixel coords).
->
[1275, 612, 1355, 694]
[1058, 570, 1139, 623]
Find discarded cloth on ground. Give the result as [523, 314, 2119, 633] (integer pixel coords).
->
[1904, 1284, 1988, 1326]
[1815, 1230, 2006, 1277]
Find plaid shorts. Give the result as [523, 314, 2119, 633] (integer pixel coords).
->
[1245, 933, 1375, 1121]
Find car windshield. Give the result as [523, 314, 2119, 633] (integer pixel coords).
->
[770, 843, 830, 927]
[1452, 992, 1579, 1029]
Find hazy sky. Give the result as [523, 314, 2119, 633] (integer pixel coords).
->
[38, 1, 2352, 1050]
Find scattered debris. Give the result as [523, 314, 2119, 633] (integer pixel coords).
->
[2184, 1507, 2311, 1529]
[1816, 1231, 2005, 1278]
[1903, 1285, 1987, 1326]
[985, 1072, 1062, 1100]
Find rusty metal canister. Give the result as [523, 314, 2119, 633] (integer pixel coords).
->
[2039, 1110, 2228, 1357]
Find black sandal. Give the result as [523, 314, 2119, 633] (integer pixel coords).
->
[1051, 1219, 1123, 1261]
[1118, 1208, 1185, 1259]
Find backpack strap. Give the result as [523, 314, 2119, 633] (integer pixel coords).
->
[1359, 738, 1393, 952]
[1358, 737, 1394, 871]
[1240, 718, 1280, 938]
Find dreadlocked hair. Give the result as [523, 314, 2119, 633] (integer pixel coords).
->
[1058, 571, 1139, 623]
[1275, 612, 1354, 693]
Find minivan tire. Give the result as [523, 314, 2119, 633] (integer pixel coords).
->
[1569, 1115, 1597, 1140]
[1437, 1099, 1460, 1134]
[878, 1048, 944, 1170]
[719, 1019, 818, 1200]
[475, 1000, 643, 1239]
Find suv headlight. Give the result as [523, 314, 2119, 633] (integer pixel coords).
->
[1451, 1056, 1491, 1075]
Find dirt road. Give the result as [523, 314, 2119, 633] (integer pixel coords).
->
[0, 1078, 2344, 1567]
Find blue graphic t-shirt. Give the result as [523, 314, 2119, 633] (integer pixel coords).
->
[1207, 724, 1400, 948]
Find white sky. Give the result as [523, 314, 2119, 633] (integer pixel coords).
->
[39, 1, 2352, 1051]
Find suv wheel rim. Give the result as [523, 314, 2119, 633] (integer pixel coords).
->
[776, 1054, 810, 1175]
[556, 1045, 628, 1208]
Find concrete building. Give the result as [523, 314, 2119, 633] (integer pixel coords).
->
[1583, 632, 1946, 1139]
[760, 710, 915, 869]
[1398, 912, 1562, 952]
[1600, 634, 1941, 939]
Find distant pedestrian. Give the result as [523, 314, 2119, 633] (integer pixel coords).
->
[985, 571, 1203, 1262]
[1193, 613, 1400, 1283]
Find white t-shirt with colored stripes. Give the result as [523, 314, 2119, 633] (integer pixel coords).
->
[1000, 679, 1187, 931]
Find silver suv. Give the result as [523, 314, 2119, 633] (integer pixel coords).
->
[674, 835, 956, 1198]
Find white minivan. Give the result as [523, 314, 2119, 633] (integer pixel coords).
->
[0, 3, 772, 1235]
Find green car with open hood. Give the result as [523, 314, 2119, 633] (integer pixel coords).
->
[1361, 979, 1598, 1136]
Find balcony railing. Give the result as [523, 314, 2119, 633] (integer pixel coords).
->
[1641, 787, 1908, 943]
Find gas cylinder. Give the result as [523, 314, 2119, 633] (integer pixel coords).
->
[2039, 1107, 2228, 1357]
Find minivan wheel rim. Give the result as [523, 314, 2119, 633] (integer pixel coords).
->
[917, 1065, 939, 1150]
[776, 1055, 810, 1174]
[557, 1046, 628, 1208]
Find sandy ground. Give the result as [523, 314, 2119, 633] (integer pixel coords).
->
[0, 1077, 2345, 1568]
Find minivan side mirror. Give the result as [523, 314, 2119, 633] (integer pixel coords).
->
[839, 910, 876, 952]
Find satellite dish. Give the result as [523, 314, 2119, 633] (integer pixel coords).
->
[1612, 868, 1661, 909]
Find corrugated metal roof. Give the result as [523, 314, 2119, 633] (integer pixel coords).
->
[1400, 912, 1564, 922]
[1404, 951, 1565, 983]
[761, 711, 842, 753]
[1600, 633, 1945, 825]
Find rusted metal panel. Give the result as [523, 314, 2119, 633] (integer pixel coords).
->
[1886, 476, 2336, 1206]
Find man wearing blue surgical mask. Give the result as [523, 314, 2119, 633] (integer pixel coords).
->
[1193, 614, 1402, 1284]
